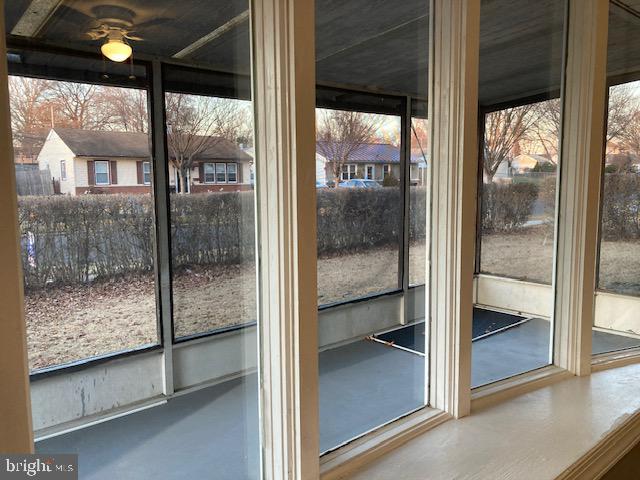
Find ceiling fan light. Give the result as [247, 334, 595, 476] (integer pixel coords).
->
[101, 38, 132, 63]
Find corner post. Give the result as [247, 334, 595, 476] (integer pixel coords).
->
[429, 0, 480, 418]
[554, 0, 609, 376]
[251, 0, 319, 477]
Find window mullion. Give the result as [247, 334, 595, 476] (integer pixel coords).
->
[554, 0, 609, 375]
[0, 12, 34, 453]
[251, 0, 319, 478]
[428, 0, 480, 418]
[149, 59, 175, 395]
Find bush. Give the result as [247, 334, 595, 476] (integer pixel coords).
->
[481, 182, 539, 232]
[316, 187, 401, 254]
[600, 173, 640, 240]
[409, 187, 427, 243]
[20, 189, 409, 291]
[382, 174, 400, 187]
[19, 195, 155, 290]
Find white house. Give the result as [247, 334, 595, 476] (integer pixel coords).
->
[36, 128, 253, 195]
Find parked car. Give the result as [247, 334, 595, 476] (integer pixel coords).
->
[337, 179, 382, 189]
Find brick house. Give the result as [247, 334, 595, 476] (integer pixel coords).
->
[317, 142, 427, 186]
[36, 128, 253, 195]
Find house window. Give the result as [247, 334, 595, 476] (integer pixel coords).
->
[341, 164, 356, 181]
[60, 160, 66, 181]
[365, 164, 375, 180]
[94, 161, 110, 185]
[383, 164, 391, 178]
[143, 162, 151, 185]
[216, 163, 227, 183]
[204, 163, 216, 183]
[227, 163, 238, 183]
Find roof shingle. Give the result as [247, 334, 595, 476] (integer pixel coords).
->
[53, 128, 251, 161]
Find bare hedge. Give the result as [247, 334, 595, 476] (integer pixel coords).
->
[316, 188, 401, 254]
[601, 173, 640, 240]
[19, 195, 155, 290]
[20, 189, 407, 290]
[481, 182, 539, 232]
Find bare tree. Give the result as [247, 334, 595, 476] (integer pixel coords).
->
[526, 99, 561, 161]
[482, 104, 537, 182]
[316, 109, 383, 186]
[165, 93, 250, 193]
[606, 84, 640, 148]
[100, 87, 148, 133]
[49, 82, 114, 130]
[9, 76, 52, 133]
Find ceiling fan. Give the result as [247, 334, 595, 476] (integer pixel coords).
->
[57, 4, 170, 62]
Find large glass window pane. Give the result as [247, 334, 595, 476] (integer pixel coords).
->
[409, 114, 429, 287]
[473, 0, 566, 387]
[9, 73, 157, 372]
[166, 85, 255, 340]
[316, 108, 401, 306]
[7, 2, 260, 478]
[593, 2, 640, 354]
[316, 0, 429, 453]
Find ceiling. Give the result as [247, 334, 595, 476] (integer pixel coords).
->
[5, 0, 640, 107]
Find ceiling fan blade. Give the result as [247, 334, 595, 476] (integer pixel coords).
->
[86, 30, 109, 41]
[135, 17, 172, 29]
[125, 34, 144, 42]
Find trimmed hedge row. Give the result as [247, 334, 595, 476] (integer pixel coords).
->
[20, 182, 559, 290]
[19, 190, 408, 290]
[481, 182, 539, 232]
[601, 173, 640, 240]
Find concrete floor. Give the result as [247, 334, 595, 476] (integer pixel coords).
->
[36, 308, 640, 479]
[38, 339, 424, 480]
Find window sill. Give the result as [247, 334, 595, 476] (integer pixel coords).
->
[320, 407, 450, 480]
[335, 363, 640, 480]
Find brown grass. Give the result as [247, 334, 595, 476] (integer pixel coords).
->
[24, 229, 640, 371]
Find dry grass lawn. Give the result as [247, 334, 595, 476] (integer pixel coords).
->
[25, 228, 640, 371]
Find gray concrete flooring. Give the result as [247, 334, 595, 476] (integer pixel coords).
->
[37, 339, 424, 480]
[36, 309, 640, 479]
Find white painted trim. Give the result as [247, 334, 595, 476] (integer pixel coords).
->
[429, 0, 480, 418]
[364, 164, 375, 180]
[554, 0, 609, 376]
[320, 408, 450, 480]
[471, 365, 571, 411]
[94, 159, 110, 186]
[251, 0, 319, 477]
[0, 10, 34, 452]
[592, 348, 640, 372]
[558, 410, 640, 480]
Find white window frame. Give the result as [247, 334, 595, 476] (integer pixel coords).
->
[60, 160, 66, 181]
[341, 163, 356, 181]
[383, 164, 391, 178]
[143, 161, 151, 185]
[226, 163, 238, 183]
[365, 164, 375, 180]
[215, 163, 227, 183]
[0, 0, 629, 474]
[203, 163, 216, 184]
[94, 160, 110, 186]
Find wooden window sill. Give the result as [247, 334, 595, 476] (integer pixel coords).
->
[338, 363, 640, 479]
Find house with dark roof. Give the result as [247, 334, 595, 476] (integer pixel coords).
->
[316, 141, 427, 186]
[36, 128, 253, 195]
